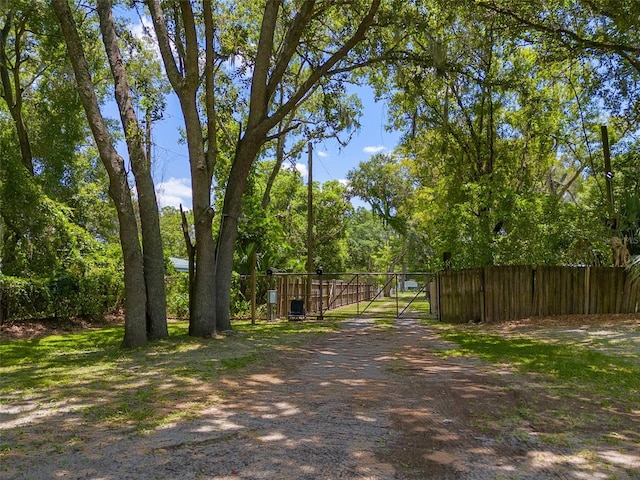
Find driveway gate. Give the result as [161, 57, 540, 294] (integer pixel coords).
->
[240, 272, 437, 322]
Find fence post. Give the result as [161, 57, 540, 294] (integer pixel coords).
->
[356, 274, 360, 315]
[435, 272, 440, 320]
[317, 266, 323, 320]
[395, 273, 399, 318]
[250, 252, 257, 324]
[480, 267, 486, 323]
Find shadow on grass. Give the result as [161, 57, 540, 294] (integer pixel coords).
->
[435, 330, 640, 400]
[0, 318, 347, 478]
[0, 319, 342, 420]
[1, 318, 639, 479]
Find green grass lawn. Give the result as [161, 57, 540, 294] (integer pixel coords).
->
[4, 304, 637, 438]
[0, 319, 341, 432]
[0, 295, 425, 432]
[425, 321, 640, 408]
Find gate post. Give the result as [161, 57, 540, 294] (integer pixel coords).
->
[317, 265, 324, 320]
[395, 273, 399, 318]
[356, 274, 360, 316]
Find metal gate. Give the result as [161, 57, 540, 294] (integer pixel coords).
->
[240, 272, 437, 322]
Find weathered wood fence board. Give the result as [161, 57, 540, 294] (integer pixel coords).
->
[438, 268, 483, 323]
[623, 273, 640, 313]
[276, 275, 375, 316]
[534, 266, 588, 316]
[484, 265, 533, 323]
[438, 266, 640, 323]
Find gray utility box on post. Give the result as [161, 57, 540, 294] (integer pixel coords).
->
[267, 290, 277, 304]
[267, 289, 277, 321]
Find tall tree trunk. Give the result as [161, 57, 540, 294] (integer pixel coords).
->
[146, 0, 217, 337]
[216, 136, 264, 331]
[97, 0, 167, 340]
[215, 0, 380, 328]
[51, 0, 147, 348]
[176, 87, 216, 337]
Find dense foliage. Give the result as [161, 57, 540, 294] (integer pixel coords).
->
[1, 0, 638, 328]
[358, 0, 639, 270]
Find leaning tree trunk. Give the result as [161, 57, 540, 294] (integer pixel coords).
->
[179, 94, 216, 337]
[216, 135, 264, 331]
[97, 0, 167, 340]
[111, 176, 150, 348]
[52, 0, 147, 348]
[0, 15, 34, 176]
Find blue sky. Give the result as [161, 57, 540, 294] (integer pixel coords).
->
[147, 85, 401, 209]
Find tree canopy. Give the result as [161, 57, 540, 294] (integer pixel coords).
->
[1, 0, 639, 337]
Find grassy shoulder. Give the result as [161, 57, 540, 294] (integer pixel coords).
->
[423, 320, 640, 408]
[0, 319, 341, 432]
[421, 319, 640, 460]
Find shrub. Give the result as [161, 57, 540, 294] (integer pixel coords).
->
[165, 275, 190, 319]
[0, 270, 124, 323]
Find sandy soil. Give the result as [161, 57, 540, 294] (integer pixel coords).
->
[2, 316, 639, 479]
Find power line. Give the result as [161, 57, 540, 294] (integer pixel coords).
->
[151, 142, 190, 160]
[315, 154, 334, 181]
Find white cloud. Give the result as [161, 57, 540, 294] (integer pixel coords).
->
[295, 163, 308, 180]
[156, 177, 192, 209]
[129, 16, 167, 65]
[131, 16, 154, 42]
[317, 151, 329, 158]
[338, 178, 349, 187]
[363, 145, 386, 154]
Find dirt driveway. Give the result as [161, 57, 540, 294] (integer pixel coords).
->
[2, 316, 639, 479]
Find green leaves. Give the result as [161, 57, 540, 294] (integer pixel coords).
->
[347, 153, 413, 233]
[357, 0, 637, 269]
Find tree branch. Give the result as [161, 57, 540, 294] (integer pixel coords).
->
[266, 0, 317, 100]
[267, 0, 381, 132]
[248, 0, 281, 128]
[203, 0, 217, 177]
[145, 0, 184, 91]
[179, 1, 199, 85]
[475, 1, 640, 73]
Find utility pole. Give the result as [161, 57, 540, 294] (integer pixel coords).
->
[306, 142, 313, 312]
[601, 125, 616, 226]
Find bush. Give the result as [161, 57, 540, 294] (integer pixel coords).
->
[0, 270, 124, 323]
[165, 273, 253, 320]
[165, 275, 190, 319]
[230, 272, 252, 318]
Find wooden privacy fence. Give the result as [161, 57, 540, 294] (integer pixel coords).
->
[436, 266, 640, 323]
